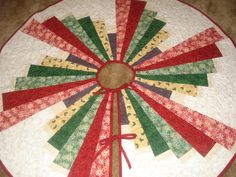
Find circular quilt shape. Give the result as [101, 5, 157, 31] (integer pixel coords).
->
[0, 0, 236, 177]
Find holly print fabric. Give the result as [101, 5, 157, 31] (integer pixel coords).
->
[1, 0, 236, 177]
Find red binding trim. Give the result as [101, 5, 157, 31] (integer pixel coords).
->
[0, 0, 235, 176]
[95, 60, 136, 91]
[218, 153, 236, 177]
[177, 0, 236, 48]
[0, 0, 64, 53]
[0, 160, 13, 177]
[176, 1, 236, 175]
[109, 93, 114, 177]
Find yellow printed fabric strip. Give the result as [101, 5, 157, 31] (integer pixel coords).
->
[136, 77, 198, 96]
[122, 90, 149, 149]
[129, 30, 169, 65]
[41, 56, 97, 72]
[93, 21, 113, 59]
[48, 86, 101, 132]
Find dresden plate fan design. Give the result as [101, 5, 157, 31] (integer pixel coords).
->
[0, 0, 236, 177]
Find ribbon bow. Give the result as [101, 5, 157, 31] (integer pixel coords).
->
[94, 133, 137, 169]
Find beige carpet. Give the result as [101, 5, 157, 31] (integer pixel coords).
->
[0, 0, 235, 47]
[0, 0, 235, 177]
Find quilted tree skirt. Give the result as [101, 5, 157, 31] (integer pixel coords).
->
[0, 0, 236, 177]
